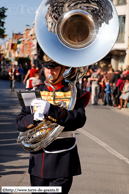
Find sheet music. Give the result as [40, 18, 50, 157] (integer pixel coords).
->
[21, 92, 37, 106]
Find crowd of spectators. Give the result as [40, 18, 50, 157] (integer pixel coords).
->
[80, 64, 129, 109]
[0, 62, 129, 109]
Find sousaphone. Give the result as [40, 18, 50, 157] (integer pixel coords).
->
[17, 0, 119, 152]
[35, 0, 119, 67]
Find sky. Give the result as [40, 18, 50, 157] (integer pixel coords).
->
[0, 0, 43, 45]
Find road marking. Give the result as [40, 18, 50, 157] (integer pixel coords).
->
[78, 128, 129, 165]
[0, 143, 19, 146]
[0, 131, 19, 134]
[0, 122, 14, 125]
[0, 139, 17, 141]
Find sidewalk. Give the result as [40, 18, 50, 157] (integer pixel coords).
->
[98, 99, 129, 115]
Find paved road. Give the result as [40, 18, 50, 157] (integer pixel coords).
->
[0, 79, 129, 194]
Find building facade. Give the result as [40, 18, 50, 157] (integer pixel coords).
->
[100, 0, 129, 71]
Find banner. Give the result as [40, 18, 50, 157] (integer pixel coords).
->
[11, 43, 17, 51]
[14, 43, 17, 51]
[11, 43, 14, 50]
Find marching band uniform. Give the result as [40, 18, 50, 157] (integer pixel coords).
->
[15, 40, 90, 193]
[16, 79, 90, 193]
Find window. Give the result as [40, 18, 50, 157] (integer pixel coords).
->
[116, 16, 125, 43]
[117, 0, 126, 5]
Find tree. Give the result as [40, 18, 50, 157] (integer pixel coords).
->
[0, 4, 7, 38]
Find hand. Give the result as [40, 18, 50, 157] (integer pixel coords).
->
[34, 110, 44, 121]
[31, 99, 50, 115]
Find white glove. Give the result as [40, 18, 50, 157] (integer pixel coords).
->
[34, 111, 44, 121]
[31, 99, 50, 115]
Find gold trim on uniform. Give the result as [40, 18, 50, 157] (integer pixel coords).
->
[27, 124, 34, 129]
[34, 91, 71, 113]
[48, 116, 57, 122]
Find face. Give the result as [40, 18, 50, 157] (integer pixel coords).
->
[44, 66, 64, 83]
[32, 64, 35, 68]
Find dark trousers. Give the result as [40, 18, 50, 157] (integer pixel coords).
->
[10, 80, 15, 90]
[101, 87, 105, 102]
[30, 175, 73, 194]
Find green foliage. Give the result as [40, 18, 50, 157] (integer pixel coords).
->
[0, 5, 8, 38]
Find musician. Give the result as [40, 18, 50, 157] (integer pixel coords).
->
[8, 63, 19, 91]
[16, 44, 90, 194]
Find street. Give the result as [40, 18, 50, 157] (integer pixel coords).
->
[0, 79, 129, 194]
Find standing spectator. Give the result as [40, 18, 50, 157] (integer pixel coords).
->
[103, 78, 112, 106]
[117, 74, 129, 109]
[8, 63, 19, 91]
[82, 70, 91, 90]
[115, 77, 125, 106]
[23, 64, 38, 84]
[123, 65, 129, 77]
[99, 73, 106, 102]
[109, 70, 120, 106]
[86, 77, 91, 93]
[18, 65, 24, 82]
[106, 67, 114, 81]
[90, 68, 102, 105]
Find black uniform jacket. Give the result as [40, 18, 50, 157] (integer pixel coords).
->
[16, 80, 90, 179]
